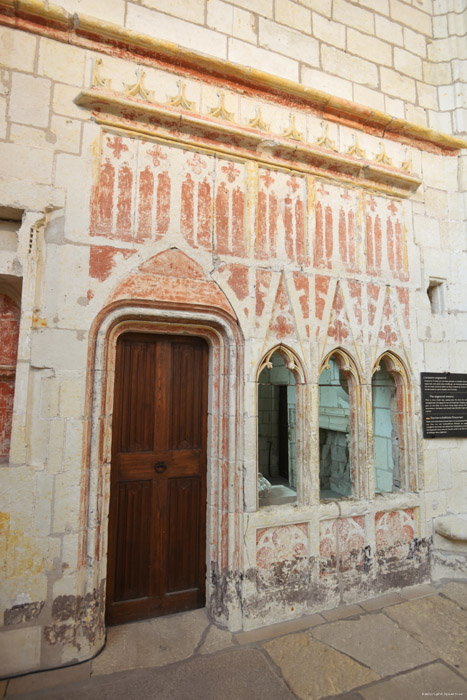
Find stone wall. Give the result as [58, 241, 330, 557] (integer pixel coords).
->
[0, 0, 466, 678]
[44, 0, 467, 135]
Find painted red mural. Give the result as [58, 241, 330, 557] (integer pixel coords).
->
[0, 294, 20, 460]
[365, 195, 408, 281]
[257, 523, 308, 569]
[319, 516, 366, 576]
[314, 182, 359, 273]
[375, 508, 416, 561]
[255, 169, 307, 264]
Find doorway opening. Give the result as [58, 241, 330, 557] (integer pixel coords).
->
[106, 332, 208, 625]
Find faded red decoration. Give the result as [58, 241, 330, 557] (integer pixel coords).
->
[366, 213, 382, 275]
[293, 272, 310, 332]
[109, 249, 235, 318]
[221, 162, 240, 183]
[315, 275, 330, 322]
[215, 161, 246, 256]
[90, 159, 115, 236]
[0, 380, 15, 461]
[156, 172, 171, 239]
[223, 264, 249, 301]
[270, 314, 294, 339]
[257, 524, 307, 569]
[181, 173, 195, 247]
[338, 516, 366, 573]
[137, 166, 154, 241]
[147, 144, 167, 167]
[215, 182, 229, 254]
[115, 164, 133, 238]
[256, 269, 272, 318]
[0, 294, 20, 460]
[320, 516, 366, 576]
[378, 292, 399, 346]
[375, 509, 415, 551]
[396, 287, 410, 329]
[287, 177, 300, 193]
[187, 152, 207, 174]
[367, 283, 380, 327]
[257, 170, 306, 264]
[107, 135, 128, 159]
[261, 170, 275, 189]
[347, 280, 362, 326]
[327, 285, 350, 344]
[316, 182, 330, 196]
[89, 246, 136, 282]
[267, 276, 296, 340]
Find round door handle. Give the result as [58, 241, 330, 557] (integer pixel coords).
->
[154, 461, 167, 473]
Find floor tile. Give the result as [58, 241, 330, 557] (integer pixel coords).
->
[264, 632, 379, 700]
[311, 612, 435, 676]
[359, 662, 467, 699]
[385, 595, 467, 677]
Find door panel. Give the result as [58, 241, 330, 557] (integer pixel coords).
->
[117, 340, 155, 453]
[166, 477, 201, 593]
[106, 333, 208, 625]
[113, 481, 152, 602]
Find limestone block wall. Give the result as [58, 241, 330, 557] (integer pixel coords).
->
[0, 0, 465, 679]
[41, 0, 467, 137]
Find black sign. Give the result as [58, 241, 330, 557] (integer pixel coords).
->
[421, 373, 467, 438]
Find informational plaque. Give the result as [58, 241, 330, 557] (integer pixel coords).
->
[421, 373, 467, 438]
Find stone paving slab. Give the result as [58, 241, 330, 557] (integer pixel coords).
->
[198, 624, 234, 655]
[9, 650, 295, 700]
[359, 592, 404, 611]
[311, 612, 435, 676]
[264, 632, 379, 700]
[400, 583, 438, 600]
[6, 663, 91, 697]
[91, 608, 209, 676]
[385, 594, 467, 678]
[358, 661, 467, 699]
[3, 580, 467, 700]
[321, 604, 365, 622]
[234, 613, 326, 645]
[440, 580, 467, 610]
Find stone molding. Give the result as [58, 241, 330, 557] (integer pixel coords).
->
[75, 87, 422, 198]
[0, 0, 466, 155]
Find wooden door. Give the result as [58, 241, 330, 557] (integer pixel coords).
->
[106, 333, 208, 625]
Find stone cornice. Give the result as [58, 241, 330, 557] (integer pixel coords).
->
[75, 87, 422, 198]
[1, 0, 466, 155]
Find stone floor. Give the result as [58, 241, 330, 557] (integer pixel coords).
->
[2, 580, 467, 700]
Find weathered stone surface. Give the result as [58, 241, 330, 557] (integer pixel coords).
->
[198, 624, 234, 655]
[235, 613, 325, 645]
[440, 581, 467, 609]
[400, 583, 438, 600]
[91, 609, 209, 675]
[359, 662, 467, 700]
[0, 627, 42, 676]
[15, 650, 295, 700]
[311, 613, 435, 676]
[385, 595, 467, 677]
[264, 633, 380, 700]
[7, 661, 92, 696]
[322, 604, 364, 622]
[360, 592, 404, 611]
